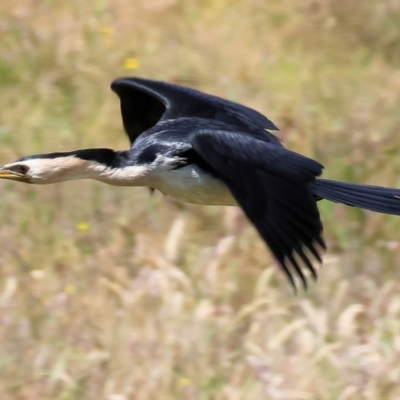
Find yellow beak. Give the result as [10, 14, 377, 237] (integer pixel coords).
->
[0, 169, 29, 182]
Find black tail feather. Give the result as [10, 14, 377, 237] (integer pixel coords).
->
[311, 179, 400, 215]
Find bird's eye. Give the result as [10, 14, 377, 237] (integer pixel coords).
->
[14, 165, 29, 174]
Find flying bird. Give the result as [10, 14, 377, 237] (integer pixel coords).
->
[1, 77, 400, 290]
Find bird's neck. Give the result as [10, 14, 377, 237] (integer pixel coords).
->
[71, 148, 150, 186]
[27, 148, 149, 186]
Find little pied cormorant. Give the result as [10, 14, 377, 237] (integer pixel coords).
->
[1, 77, 400, 290]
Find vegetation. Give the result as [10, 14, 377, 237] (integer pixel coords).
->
[1, 0, 400, 398]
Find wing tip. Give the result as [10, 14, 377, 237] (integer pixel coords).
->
[277, 238, 325, 293]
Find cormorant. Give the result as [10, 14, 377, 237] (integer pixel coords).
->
[1, 77, 400, 290]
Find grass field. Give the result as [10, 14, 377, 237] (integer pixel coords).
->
[1, 0, 400, 398]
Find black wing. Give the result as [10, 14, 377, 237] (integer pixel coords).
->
[111, 77, 279, 145]
[189, 130, 326, 291]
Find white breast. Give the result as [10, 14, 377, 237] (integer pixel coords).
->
[152, 164, 236, 206]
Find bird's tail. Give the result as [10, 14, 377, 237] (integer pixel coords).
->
[311, 179, 400, 215]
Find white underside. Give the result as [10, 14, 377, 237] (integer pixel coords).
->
[150, 164, 237, 206]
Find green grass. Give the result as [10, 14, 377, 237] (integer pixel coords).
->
[1, 0, 400, 398]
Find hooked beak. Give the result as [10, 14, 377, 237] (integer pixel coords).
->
[0, 168, 30, 182]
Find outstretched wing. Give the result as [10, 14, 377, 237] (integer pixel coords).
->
[111, 77, 279, 145]
[189, 130, 326, 290]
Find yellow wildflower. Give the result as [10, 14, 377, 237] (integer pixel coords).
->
[77, 222, 90, 231]
[179, 377, 191, 386]
[65, 285, 76, 295]
[100, 27, 113, 36]
[123, 57, 140, 70]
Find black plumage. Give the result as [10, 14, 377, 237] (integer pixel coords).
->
[111, 77, 280, 144]
[108, 77, 400, 290]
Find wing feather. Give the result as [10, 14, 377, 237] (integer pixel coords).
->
[190, 130, 325, 290]
[111, 77, 279, 144]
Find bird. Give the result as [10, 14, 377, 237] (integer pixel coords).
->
[1, 76, 400, 290]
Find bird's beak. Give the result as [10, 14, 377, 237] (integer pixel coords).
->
[0, 168, 29, 182]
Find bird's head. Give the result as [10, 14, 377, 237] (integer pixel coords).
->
[0, 154, 94, 184]
[0, 160, 32, 183]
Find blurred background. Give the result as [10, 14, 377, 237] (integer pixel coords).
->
[1, 0, 400, 398]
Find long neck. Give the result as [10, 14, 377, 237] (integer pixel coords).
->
[70, 148, 149, 186]
[28, 148, 151, 186]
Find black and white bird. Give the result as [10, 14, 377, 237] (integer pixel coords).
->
[1, 77, 400, 289]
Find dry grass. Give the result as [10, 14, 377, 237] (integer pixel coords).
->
[1, 0, 400, 398]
